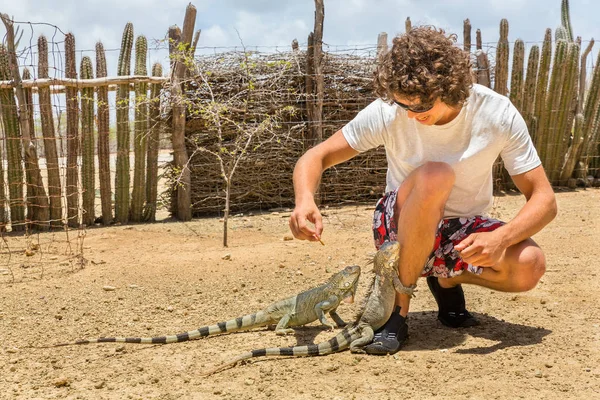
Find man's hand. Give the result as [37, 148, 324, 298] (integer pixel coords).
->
[454, 231, 506, 267]
[289, 201, 323, 242]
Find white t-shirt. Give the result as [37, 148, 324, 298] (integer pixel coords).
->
[342, 84, 541, 218]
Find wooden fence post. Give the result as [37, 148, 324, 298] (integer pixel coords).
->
[306, 0, 324, 148]
[377, 32, 388, 57]
[463, 19, 472, 52]
[170, 3, 196, 221]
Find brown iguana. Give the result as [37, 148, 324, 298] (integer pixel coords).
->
[49, 265, 361, 347]
[203, 241, 415, 375]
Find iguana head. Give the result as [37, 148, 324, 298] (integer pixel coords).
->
[372, 241, 400, 277]
[329, 265, 361, 304]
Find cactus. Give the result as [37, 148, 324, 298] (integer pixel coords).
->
[555, 26, 569, 42]
[540, 39, 568, 170]
[577, 50, 600, 168]
[561, 0, 574, 42]
[115, 22, 134, 224]
[144, 63, 164, 222]
[22, 68, 50, 230]
[577, 39, 595, 114]
[0, 131, 4, 231]
[80, 56, 95, 226]
[509, 39, 525, 110]
[463, 19, 471, 52]
[0, 45, 25, 231]
[95, 42, 112, 225]
[551, 42, 580, 183]
[37, 35, 63, 228]
[476, 29, 482, 50]
[560, 113, 585, 183]
[521, 45, 540, 125]
[533, 29, 553, 147]
[405, 17, 411, 33]
[130, 35, 148, 222]
[65, 33, 79, 228]
[494, 19, 510, 96]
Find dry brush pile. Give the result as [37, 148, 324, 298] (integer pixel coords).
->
[183, 49, 386, 216]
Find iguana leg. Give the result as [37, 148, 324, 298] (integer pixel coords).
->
[274, 314, 294, 335]
[314, 297, 340, 330]
[328, 310, 347, 328]
[350, 325, 374, 353]
[392, 275, 416, 297]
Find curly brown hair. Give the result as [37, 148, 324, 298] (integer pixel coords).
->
[374, 26, 473, 107]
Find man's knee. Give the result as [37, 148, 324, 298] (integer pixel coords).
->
[414, 162, 456, 199]
[509, 245, 546, 292]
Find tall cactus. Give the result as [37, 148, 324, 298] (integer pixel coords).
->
[561, 0, 574, 42]
[555, 26, 569, 42]
[95, 42, 112, 225]
[144, 63, 164, 222]
[405, 17, 411, 33]
[0, 125, 4, 231]
[509, 39, 525, 110]
[38, 35, 63, 227]
[540, 39, 569, 170]
[577, 50, 600, 170]
[551, 42, 580, 182]
[533, 29, 553, 147]
[0, 45, 25, 231]
[80, 56, 95, 226]
[493, 19, 510, 96]
[65, 33, 79, 228]
[577, 39, 595, 114]
[130, 35, 148, 222]
[560, 113, 585, 183]
[476, 29, 482, 50]
[22, 68, 50, 230]
[115, 22, 134, 224]
[521, 45, 540, 128]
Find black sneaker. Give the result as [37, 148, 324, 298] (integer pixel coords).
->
[364, 306, 408, 355]
[426, 276, 479, 328]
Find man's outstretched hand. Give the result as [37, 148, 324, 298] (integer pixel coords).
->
[289, 202, 323, 242]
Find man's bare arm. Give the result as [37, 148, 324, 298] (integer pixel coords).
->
[494, 165, 557, 247]
[456, 165, 557, 264]
[289, 130, 359, 241]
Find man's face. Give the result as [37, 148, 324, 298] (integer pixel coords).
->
[393, 96, 458, 126]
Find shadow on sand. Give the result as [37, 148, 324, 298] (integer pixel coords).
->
[404, 311, 551, 354]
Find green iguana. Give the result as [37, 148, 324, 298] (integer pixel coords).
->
[204, 241, 415, 375]
[48, 265, 360, 347]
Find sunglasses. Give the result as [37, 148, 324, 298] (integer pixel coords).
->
[393, 99, 434, 114]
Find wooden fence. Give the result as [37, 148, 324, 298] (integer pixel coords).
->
[182, 1, 600, 217]
[0, 11, 186, 232]
[1, 1, 599, 231]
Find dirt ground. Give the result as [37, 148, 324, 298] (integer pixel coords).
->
[1, 189, 599, 400]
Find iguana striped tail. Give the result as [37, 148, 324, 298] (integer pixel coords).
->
[48, 311, 272, 347]
[203, 325, 362, 376]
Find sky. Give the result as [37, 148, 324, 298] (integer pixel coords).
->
[1, 0, 599, 78]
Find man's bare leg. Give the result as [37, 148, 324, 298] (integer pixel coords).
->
[393, 162, 456, 317]
[439, 237, 546, 292]
[364, 162, 455, 355]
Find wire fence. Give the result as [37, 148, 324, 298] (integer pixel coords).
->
[1, 12, 600, 280]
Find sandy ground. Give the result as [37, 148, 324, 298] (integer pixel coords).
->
[1, 189, 599, 400]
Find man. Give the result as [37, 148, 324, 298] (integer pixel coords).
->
[288, 26, 557, 355]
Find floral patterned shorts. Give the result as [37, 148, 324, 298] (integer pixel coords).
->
[372, 188, 505, 278]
